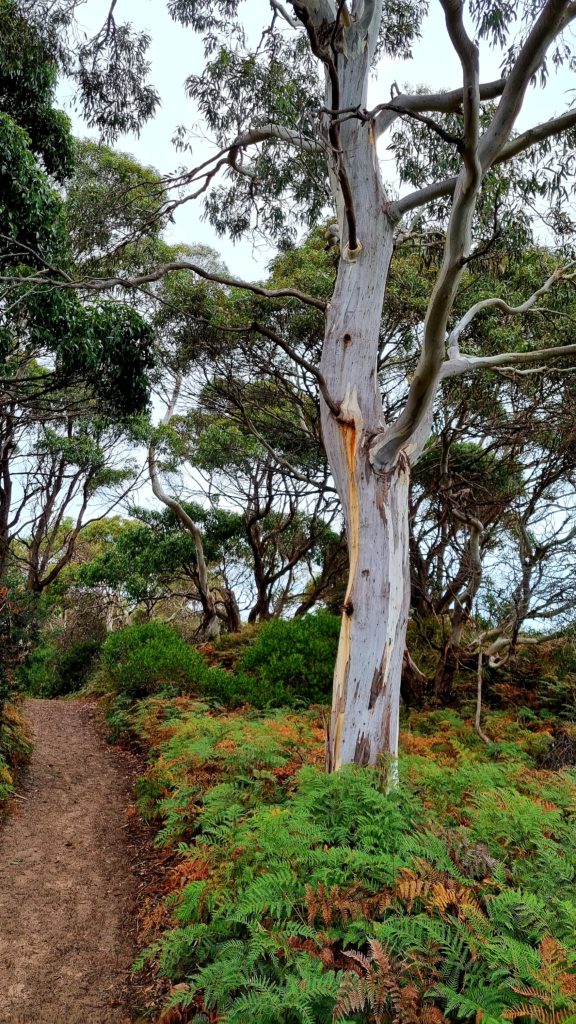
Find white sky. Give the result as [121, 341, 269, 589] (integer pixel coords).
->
[58, 0, 576, 280]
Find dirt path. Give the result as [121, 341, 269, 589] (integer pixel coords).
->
[0, 699, 140, 1024]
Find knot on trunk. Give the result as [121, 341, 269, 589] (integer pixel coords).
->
[343, 240, 363, 262]
[369, 432, 412, 477]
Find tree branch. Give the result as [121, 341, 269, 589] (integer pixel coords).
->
[446, 264, 576, 357]
[0, 261, 326, 311]
[371, 78, 506, 137]
[230, 123, 322, 155]
[371, 0, 481, 472]
[442, 341, 576, 378]
[389, 176, 458, 221]
[479, 0, 576, 169]
[495, 105, 576, 163]
[249, 321, 340, 416]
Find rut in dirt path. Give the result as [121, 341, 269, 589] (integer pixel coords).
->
[0, 699, 140, 1024]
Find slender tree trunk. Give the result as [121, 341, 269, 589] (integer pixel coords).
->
[223, 587, 242, 633]
[320, 48, 413, 770]
[150, 377, 221, 638]
[324, 464, 411, 769]
[475, 650, 490, 744]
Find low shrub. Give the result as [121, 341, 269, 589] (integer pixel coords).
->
[18, 641, 58, 697]
[100, 621, 209, 699]
[96, 614, 339, 710]
[19, 639, 102, 697]
[57, 640, 102, 694]
[234, 612, 339, 705]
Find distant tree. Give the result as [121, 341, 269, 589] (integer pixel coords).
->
[80, 505, 243, 633]
[0, 2, 155, 700]
[7, 415, 140, 594]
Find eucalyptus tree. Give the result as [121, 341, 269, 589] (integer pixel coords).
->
[21, 0, 576, 769]
[7, 414, 141, 595]
[79, 505, 244, 630]
[0, 2, 156, 701]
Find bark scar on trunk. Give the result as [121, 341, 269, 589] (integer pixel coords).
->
[368, 665, 384, 709]
[328, 384, 364, 771]
[354, 731, 372, 766]
[338, 384, 363, 593]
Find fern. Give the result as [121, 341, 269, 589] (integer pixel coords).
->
[485, 889, 548, 942]
[129, 702, 576, 1024]
[232, 865, 302, 923]
[435, 981, 513, 1022]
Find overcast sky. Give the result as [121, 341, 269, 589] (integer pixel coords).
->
[58, 1, 576, 279]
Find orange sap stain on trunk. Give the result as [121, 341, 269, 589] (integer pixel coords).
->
[330, 385, 363, 770]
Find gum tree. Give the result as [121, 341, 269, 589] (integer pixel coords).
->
[21, 0, 576, 768]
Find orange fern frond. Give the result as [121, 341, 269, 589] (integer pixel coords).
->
[503, 1003, 558, 1024]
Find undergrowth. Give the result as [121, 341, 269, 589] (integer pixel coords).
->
[0, 701, 31, 804]
[121, 703, 576, 1024]
[93, 614, 339, 707]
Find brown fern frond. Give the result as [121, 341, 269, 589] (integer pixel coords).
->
[305, 882, 333, 927]
[534, 798, 562, 813]
[558, 973, 576, 997]
[541, 935, 567, 969]
[428, 882, 481, 919]
[343, 948, 373, 974]
[510, 985, 548, 1000]
[396, 873, 430, 911]
[333, 974, 369, 1022]
[411, 859, 447, 883]
[420, 1005, 448, 1024]
[336, 940, 446, 1024]
[320, 946, 336, 968]
[504, 1003, 558, 1024]
[367, 939, 394, 975]
[308, 882, 393, 928]
[537, 937, 576, 995]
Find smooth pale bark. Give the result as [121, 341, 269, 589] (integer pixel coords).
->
[319, 38, 413, 770]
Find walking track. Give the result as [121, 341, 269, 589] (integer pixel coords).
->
[0, 699, 139, 1024]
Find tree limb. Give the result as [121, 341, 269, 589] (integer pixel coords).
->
[371, 0, 481, 471]
[479, 0, 576, 169]
[442, 341, 576, 378]
[446, 264, 576, 357]
[0, 261, 327, 311]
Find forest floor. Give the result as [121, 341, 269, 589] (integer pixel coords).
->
[0, 698, 144, 1024]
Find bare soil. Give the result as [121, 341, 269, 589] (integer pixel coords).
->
[0, 698, 142, 1024]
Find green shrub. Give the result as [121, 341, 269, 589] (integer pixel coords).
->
[235, 612, 339, 705]
[18, 641, 58, 697]
[100, 621, 208, 699]
[57, 640, 102, 694]
[95, 613, 339, 709]
[19, 638, 102, 697]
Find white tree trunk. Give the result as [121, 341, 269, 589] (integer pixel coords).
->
[319, 41, 413, 770]
[325, 459, 411, 769]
